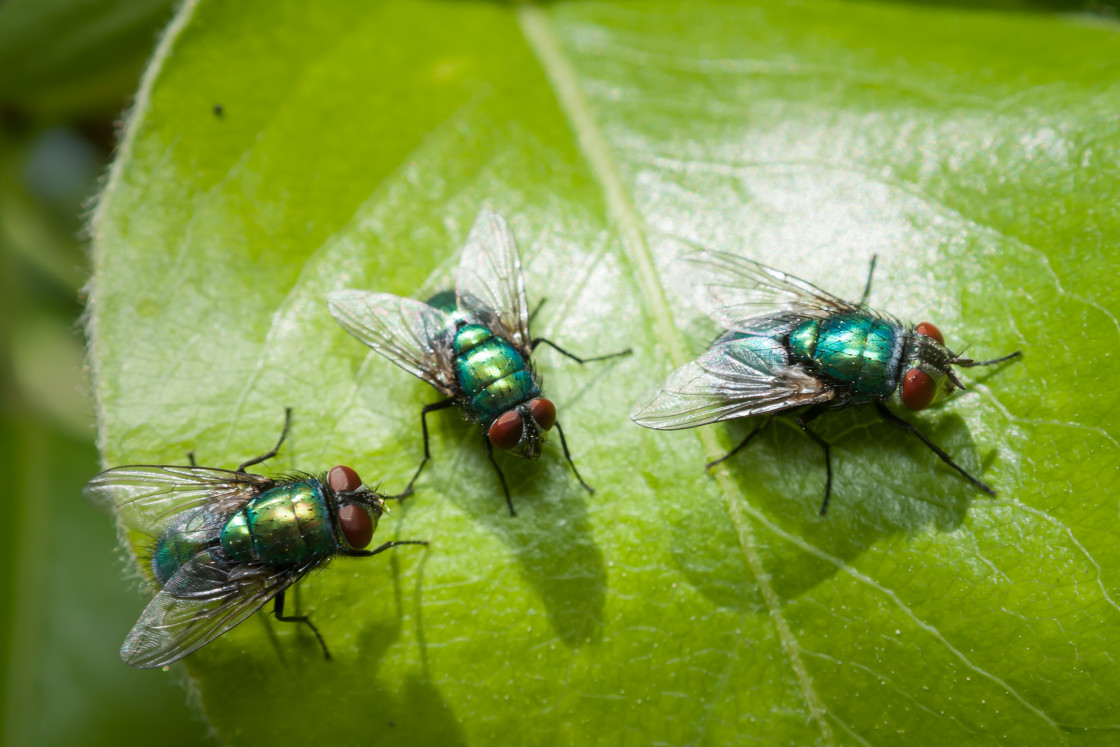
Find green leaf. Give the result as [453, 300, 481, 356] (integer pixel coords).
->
[88, 1, 1120, 743]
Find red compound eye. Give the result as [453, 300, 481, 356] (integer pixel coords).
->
[902, 368, 937, 411]
[328, 465, 363, 493]
[915, 321, 945, 346]
[488, 410, 524, 451]
[528, 398, 556, 431]
[338, 504, 373, 549]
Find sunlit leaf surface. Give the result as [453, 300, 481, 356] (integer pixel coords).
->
[89, 1, 1120, 743]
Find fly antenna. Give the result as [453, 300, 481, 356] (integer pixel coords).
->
[946, 369, 967, 391]
[954, 350, 1022, 368]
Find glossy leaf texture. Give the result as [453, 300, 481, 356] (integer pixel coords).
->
[88, 1, 1120, 744]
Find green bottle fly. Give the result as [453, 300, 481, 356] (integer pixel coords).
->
[85, 411, 427, 668]
[328, 210, 630, 515]
[632, 253, 1021, 514]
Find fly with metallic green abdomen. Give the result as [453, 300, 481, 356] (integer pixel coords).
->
[631, 253, 1022, 514]
[789, 313, 901, 400]
[449, 322, 540, 422]
[84, 410, 427, 668]
[217, 481, 333, 565]
[328, 209, 630, 515]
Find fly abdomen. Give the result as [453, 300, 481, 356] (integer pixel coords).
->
[790, 313, 903, 398]
[151, 509, 217, 586]
[719, 330, 790, 369]
[453, 323, 538, 423]
[220, 481, 334, 567]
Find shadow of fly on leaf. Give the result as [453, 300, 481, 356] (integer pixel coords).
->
[631, 252, 1021, 515]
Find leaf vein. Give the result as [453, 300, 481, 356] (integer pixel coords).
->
[738, 498, 1068, 735]
[518, 5, 835, 744]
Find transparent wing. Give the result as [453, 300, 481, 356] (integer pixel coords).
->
[83, 466, 270, 538]
[630, 342, 835, 430]
[686, 251, 859, 333]
[120, 551, 313, 668]
[455, 209, 531, 353]
[328, 290, 456, 395]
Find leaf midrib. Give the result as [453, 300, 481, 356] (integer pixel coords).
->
[84, 0, 1097, 740]
[515, 6, 836, 745]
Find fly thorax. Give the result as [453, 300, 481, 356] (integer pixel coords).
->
[453, 324, 493, 355]
[219, 481, 333, 567]
[789, 313, 902, 398]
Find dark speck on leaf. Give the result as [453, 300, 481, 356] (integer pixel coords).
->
[213, 104, 224, 118]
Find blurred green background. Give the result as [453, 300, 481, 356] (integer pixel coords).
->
[0, 0, 1115, 745]
[0, 1, 211, 744]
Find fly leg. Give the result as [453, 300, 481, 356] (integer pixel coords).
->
[273, 589, 330, 661]
[529, 297, 547, 325]
[554, 420, 594, 495]
[343, 539, 429, 557]
[859, 255, 878, 307]
[237, 407, 292, 473]
[874, 402, 996, 496]
[530, 338, 632, 364]
[398, 398, 456, 499]
[797, 406, 834, 515]
[483, 436, 516, 516]
[705, 417, 774, 470]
